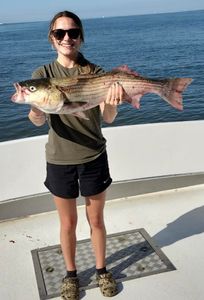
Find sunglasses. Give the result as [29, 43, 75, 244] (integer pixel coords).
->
[51, 28, 81, 40]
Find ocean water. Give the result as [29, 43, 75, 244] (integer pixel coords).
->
[0, 10, 203, 142]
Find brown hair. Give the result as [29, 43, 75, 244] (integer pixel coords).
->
[48, 11, 84, 43]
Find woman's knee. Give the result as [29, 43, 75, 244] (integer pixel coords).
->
[60, 216, 77, 232]
[88, 214, 105, 230]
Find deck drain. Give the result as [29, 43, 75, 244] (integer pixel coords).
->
[32, 228, 176, 300]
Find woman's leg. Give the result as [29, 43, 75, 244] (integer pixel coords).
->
[54, 196, 78, 271]
[85, 190, 118, 297]
[85, 190, 106, 269]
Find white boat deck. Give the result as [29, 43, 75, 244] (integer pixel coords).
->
[1, 183, 204, 300]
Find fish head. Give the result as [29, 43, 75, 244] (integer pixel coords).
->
[11, 79, 64, 113]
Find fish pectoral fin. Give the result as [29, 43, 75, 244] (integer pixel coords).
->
[58, 102, 89, 119]
[71, 111, 89, 120]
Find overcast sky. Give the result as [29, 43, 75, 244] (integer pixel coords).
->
[1, 0, 204, 23]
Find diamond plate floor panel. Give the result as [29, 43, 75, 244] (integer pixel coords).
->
[31, 228, 176, 300]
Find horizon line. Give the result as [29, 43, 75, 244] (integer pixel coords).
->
[0, 8, 203, 25]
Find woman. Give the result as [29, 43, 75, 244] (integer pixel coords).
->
[29, 11, 123, 300]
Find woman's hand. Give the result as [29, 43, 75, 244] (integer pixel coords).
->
[100, 82, 124, 124]
[28, 106, 46, 126]
[105, 82, 123, 106]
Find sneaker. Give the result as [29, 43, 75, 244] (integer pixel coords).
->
[61, 277, 79, 300]
[96, 272, 118, 297]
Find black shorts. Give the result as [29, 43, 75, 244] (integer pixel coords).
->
[44, 151, 112, 198]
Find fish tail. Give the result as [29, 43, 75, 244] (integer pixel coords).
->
[159, 78, 193, 110]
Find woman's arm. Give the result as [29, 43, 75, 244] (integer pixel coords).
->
[100, 82, 123, 123]
[28, 106, 46, 127]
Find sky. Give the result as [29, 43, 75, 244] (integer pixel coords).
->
[1, 0, 204, 23]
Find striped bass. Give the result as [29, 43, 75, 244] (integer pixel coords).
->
[11, 65, 192, 119]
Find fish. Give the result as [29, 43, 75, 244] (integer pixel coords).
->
[11, 65, 192, 119]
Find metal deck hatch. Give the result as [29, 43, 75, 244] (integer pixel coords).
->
[31, 228, 176, 300]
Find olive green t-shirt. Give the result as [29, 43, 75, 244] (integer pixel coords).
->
[32, 55, 106, 165]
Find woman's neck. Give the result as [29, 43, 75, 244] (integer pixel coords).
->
[57, 53, 78, 68]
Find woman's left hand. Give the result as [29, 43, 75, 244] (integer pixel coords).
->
[100, 82, 124, 124]
[105, 82, 124, 106]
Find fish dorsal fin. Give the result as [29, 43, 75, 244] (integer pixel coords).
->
[111, 65, 140, 77]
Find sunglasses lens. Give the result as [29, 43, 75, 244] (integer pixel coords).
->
[52, 29, 80, 40]
[52, 29, 65, 40]
[68, 29, 80, 39]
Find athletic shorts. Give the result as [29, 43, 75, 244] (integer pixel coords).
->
[44, 151, 112, 198]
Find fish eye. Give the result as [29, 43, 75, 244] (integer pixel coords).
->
[29, 86, 37, 92]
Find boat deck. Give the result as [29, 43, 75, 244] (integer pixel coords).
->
[1, 184, 204, 300]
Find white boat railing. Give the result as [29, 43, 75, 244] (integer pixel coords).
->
[1, 120, 204, 219]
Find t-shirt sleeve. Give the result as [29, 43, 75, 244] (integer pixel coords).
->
[92, 64, 105, 75]
[32, 66, 47, 79]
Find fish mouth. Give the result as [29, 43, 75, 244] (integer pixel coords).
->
[11, 83, 30, 103]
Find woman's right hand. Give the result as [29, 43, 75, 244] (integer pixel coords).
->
[30, 106, 44, 115]
[28, 106, 46, 126]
